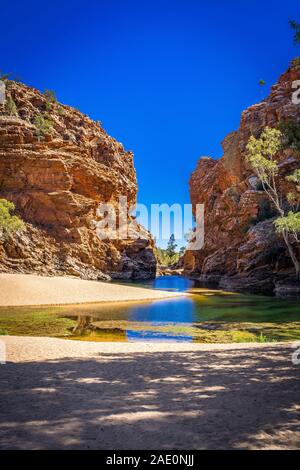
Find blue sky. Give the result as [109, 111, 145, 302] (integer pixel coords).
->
[1, 0, 299, 247]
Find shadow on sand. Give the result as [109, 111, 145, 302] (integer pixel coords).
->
[0, 346, 299, 449]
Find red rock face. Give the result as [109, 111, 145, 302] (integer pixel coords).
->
[185, 65, 300, 293]
[0, 81, 156, 279]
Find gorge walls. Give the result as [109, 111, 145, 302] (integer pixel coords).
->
[184, 65, 300, 294]
[0, 81, 156, 280]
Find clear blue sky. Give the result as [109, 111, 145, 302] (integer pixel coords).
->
[1, 0, 299, 247]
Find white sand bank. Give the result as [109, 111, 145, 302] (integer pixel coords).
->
[0, 273, 184, 307]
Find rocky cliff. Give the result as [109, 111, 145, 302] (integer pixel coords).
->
[0, 80, 156, 280]
[184, 65, 300, 295]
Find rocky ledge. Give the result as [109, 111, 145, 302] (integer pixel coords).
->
[0, 81, 156, 280]
[184, 65, 300, 297]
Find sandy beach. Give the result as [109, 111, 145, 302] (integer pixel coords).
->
[0, 336, 299, 450]
[0, 273, 184, 307]
[0, 275, 299, 450]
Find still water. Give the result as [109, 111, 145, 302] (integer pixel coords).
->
[0, 276, 299, 342]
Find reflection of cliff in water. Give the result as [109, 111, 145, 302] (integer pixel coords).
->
[70, 315, 127, 341]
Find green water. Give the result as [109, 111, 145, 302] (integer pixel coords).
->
[0, 276, 299, 342]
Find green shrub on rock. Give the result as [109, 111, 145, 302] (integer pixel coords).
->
[0, 199, 25, 238]
[4, 96, 18, 116]
[34, 114, 53, 139]
[279, 119, 300, 154]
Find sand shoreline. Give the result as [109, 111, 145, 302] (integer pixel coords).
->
[0, 273, 184, 307]
[0, 335, 293, 362]
[0, 336, 299, 450]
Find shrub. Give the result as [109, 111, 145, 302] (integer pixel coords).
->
[279, 119, 300, 154]
[274, 211, 300, 235]
[257, 332, 268, 343]
[154, 246, 180, 266]
[290, 17, 300, 45]
[45, 100, 53, 111]
[0, 199, 24, 238]
[4, 96, 17, 116]
[44, 89, 57, 103]
[57, 106, 65, 116]
[34, 114, 53, 139]
[291, 57, 300, 67]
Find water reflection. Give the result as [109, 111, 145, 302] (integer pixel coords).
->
[126, 297, 195, 341]
[64, 276, 300, 342]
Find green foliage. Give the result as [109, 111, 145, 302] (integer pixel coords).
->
[179, 246, 185, 257]
[45, 100, 53, 111]
[246, 126, 300, 277]
[286, 168, 300, 188]
[0, 199, 24, 238]
[57, 105, 65, 116]
[43, 90, 57, 112]
[291, 57, 300, 67]
[4, 96, 17, 116]
[166, 234, 177, 259]
[286, 170, 300, 211]
[274, 211, 300, 236]
[155, 236, 182, 266]
[279, 119, 300, 154]
[44, 89, 57, 103]
[155, 247, 178, 266]
[246, 127, 281, 184]
[34, 114, 53, 139]
[257, 332, 268, 343]
[290, 17, 300, 45]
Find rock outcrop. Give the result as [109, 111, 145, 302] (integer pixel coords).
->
[184, 65, 300, 295]
[0, 81, 156, 280]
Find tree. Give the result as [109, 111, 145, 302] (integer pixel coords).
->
[166, 234, 177, 259]
[179, 246, 185, 257]
[290, 16, 300, 45]
[0, 199, 24, 238]
[168, 234, 176, 253]
[258, 79, 266, 97]
[246, 127, 300, 278]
